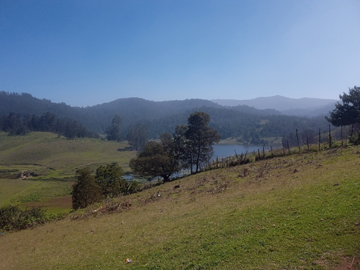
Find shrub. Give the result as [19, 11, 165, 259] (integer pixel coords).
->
[72, 167, 104, 210]
[349, 131, 360, 145]
[0, 205, 48, 231]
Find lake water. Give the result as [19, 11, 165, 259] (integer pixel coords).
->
[125, 144, 264, 181]
[212, 144, 263, 160]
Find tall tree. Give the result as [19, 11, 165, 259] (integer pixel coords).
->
[95, 162, 128, 197]
[4, 112, 26, 135]
[106, 115, 122, 141]
[72, 167, 103, 210]
[129, 134, 181, 182]
[326, 86, 360, 127]
[326, 86, 360, 143]
[182, 112, 221, 173]
[126, 124, 148, 151]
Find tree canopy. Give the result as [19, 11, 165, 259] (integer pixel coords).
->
[326, 86, 360, 144]
[126, 124, 148, 151]
[326, 86, 360, 127]
[95, 162, 126, 197]
[72, 163, 139, 209]
[130, 112, 220, 181]
[182, 112, 221, 173]
[72, 167, 103, 210]
[129, 137, 180, 182]
[105, 115, 121, 141]
[0, 111, 98, 139]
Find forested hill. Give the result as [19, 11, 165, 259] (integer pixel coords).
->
[212, 95, 337, 111]
[146, 106, 329, 143]
[80, 97, 225, 132]
[0, 92, 330, 142]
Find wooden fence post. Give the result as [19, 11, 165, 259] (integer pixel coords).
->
[306, 135, 309, 151]
[341, 125, 343, 146]
[296, 129, 300, 153]
[287, 140, 290, 155]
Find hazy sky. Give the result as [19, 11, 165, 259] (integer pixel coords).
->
[1, 0, 359, 107]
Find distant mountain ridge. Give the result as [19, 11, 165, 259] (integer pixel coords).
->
[212, 95, 337, 112]
[0, 92, 283, 133]
[0, 91, 332, 141]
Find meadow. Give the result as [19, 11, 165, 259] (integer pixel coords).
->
[0, 132, 136, 212]
[0, 141, 359, 269]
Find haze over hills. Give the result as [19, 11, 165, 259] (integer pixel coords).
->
[0, 91, 333, 142]
[212, 95, 338, 112]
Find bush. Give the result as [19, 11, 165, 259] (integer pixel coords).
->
[349, 131, 360, 145]
[0, 205, 48, 231]
[72, 167, 104, 210]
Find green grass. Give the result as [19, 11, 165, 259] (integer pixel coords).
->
[0, 145, 359, 269]
[0, 178, 73, 213]
[0, 132, 137, 177]
[0, 132, 137, 213]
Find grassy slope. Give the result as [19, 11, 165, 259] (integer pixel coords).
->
[0, 132, 136, 175]
[0, 146, 359, 269]
[0, 132, 136, 210]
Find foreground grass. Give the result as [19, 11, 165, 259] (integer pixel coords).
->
[0, 146, 359, 269]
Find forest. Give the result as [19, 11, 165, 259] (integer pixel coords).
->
[0, 91, 332, 145]
[0, 111, 98, 139]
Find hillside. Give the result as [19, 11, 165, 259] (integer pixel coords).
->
[0, 145, 359, 269]
[0, 92, 331, 141]
[0, 132, 137, 211]
[0, 132, 135, 177]
[212, 95, 337, 115]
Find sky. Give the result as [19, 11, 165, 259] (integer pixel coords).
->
[1, 0, 360, 107]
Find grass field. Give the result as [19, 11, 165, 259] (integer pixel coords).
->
[0, 132, 136, 212]
[0, 132, 136, 175]
[0, 144, 359, 269]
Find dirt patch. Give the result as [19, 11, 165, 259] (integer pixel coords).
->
[335, 256, 360, 270]
[22, 195, 72, 210]
[314, 256, 360, 270]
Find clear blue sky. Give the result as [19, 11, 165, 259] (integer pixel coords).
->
[1, 0, 359, 107]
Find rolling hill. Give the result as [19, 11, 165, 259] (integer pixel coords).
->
[0, 144, 359, 269]
[212, 95, 337, 116]
[0, 92, 332, 142]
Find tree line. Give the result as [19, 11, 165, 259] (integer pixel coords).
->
[0, 112, 99, 139]
[72, 163, 140, 209]
[72, 111, 220, 210]
[283, 86, 360, 148]
[0, 91, 332, 144]
[326, 86, 360, 145]
[129, 111, 221, 181]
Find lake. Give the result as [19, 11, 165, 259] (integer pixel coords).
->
[125, 144, 264, 181]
